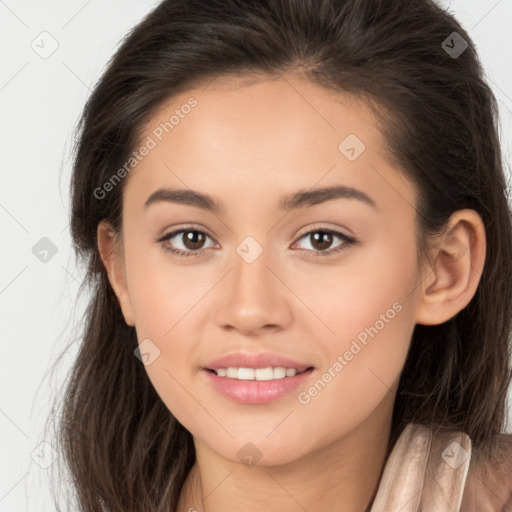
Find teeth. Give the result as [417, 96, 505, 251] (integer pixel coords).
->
[214, 366, 300, 380]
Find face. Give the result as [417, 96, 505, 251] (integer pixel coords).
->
[107, 73, 424, 466]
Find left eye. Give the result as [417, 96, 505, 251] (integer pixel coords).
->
[157, 227, 357, 258]
[292, 228, 356, 257]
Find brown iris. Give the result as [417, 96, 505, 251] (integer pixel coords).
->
[310, 231, 333, 251]
[181, 230, 206, 250]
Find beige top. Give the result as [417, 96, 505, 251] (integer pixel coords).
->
[370, 423, 512, 512]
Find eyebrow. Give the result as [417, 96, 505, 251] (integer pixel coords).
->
[143, 185, 377, 213]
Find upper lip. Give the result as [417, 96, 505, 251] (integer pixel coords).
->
[203, 352, 314, 372]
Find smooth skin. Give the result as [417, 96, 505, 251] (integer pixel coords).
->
[97, 72, 486, 512]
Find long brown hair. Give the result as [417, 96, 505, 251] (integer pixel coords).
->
[46, 0, 512, 510]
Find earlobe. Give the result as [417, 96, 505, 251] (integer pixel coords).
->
[97, 220, 136, 327]
[415, 209, 486, 326]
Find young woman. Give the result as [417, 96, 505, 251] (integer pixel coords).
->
[48, 0, 512, 510]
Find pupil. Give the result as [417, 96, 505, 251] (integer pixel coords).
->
[184, 230, 204, 250]
[312, 231, 332, 250]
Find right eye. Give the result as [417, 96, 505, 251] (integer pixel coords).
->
[157, 227, 218, 258]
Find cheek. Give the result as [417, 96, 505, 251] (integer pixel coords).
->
[127, 267, 204, 431]
[293, 224, 418, 345]
[121, 246, 203, 407]
[124, 244, 206, 336]
[292, 233, 418, 423]
[292, 291, 414, 453]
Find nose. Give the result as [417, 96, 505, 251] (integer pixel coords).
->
[214, 246, 293, 336]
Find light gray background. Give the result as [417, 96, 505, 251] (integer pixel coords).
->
[1, 0, 511, 510]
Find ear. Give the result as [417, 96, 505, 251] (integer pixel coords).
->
[97, 220, 135, 326]
[415, 209, 486, 326]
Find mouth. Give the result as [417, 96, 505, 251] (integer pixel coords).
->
[204, 366, 315, 380]
[201, 352, 315, 403]
[202, 365, 315, 404]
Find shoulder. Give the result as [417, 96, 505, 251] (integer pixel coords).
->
[460, 433, 512, 512]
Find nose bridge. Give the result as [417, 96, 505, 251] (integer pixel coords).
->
[231, 234, 275, 303]
[214, 234, 291, 332]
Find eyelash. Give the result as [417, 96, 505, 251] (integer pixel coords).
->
[156, 225, 358, 259]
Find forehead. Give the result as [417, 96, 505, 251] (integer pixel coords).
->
[123, 73, 413, 215]
[141, 72, 385, 148]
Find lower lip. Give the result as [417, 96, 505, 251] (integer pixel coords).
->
[202, 368, 314, 405]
